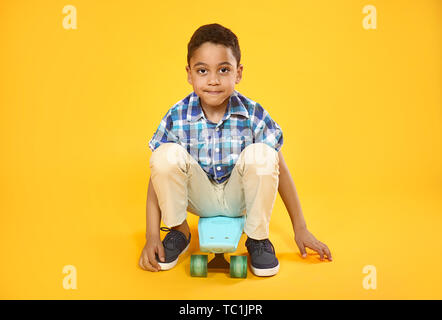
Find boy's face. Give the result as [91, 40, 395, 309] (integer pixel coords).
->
[186, 42, 243, 110]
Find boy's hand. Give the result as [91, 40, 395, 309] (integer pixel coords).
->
[139, 236, 165, 272]
[294, 228, 332, 261]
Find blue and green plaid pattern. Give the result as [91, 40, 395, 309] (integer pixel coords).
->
[148, 90, 283, 184]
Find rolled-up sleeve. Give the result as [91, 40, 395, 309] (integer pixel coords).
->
[148, 109, 178, 152]
[252, 103, 284, 152]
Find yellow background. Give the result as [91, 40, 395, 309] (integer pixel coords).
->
[1, 0, 441, 299]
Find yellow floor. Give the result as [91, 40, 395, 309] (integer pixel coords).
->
[1, 180, 441, 299]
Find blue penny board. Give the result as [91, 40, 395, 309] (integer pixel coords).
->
[198, 216, 245, 254]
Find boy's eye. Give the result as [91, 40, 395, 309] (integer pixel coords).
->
[197, 67, 230, 75]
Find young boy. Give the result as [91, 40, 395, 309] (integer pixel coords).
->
[139, 23, 332, 276]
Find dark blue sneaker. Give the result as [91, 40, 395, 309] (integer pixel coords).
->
[245, 237, 280, 276]
[156, 227, 191, 271]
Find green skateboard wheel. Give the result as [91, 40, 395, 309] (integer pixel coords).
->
[230, 256, 247, 278]
[190, 255, 208, 277]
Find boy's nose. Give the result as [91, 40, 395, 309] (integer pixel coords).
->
[208, 75, 220, 85]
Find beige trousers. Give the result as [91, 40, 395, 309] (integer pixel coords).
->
[149, 142, 280, 240]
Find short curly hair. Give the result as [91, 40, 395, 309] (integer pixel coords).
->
[187, 23, 241, 68]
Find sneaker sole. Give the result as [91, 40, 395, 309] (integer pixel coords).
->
[250, 263, 280, 277]
[157, 242, 190, 271]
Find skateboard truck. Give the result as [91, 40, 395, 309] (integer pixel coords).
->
[207, 253, 230, 270]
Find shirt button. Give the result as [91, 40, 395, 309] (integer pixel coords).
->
[215, 147, 220, 152]
[217, 166, 221, 171]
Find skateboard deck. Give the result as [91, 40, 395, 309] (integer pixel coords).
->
[198, 216, 245, 253]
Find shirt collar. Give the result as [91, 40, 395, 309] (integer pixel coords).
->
[186, 90, 249, 122]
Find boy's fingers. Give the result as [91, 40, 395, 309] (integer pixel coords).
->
[144, 252, 158, 272]
[315, 242, 331, 261]
[324, 247, 333, 261]
[139, 253, 157, 272]
[146, 262, 158, 272]
[307, 243, 324, 260]
[138, 256, 145, 270]
[319, 242, 332, 261]
[139, 253, 147, 270]
[319, 249, 325, 260]
[147, 248, 161, 271]
[317, 248, 324, 260]
[297, 242, 307, 258]
[158, 243, 166, 263]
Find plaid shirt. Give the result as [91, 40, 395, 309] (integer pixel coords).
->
[148, 90, 283, 184]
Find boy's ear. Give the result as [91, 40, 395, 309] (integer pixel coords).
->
[186, 65, 193, 85]
[235, 64, 243, 84]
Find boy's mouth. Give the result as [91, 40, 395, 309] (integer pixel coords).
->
[205, 90, 223, 95]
